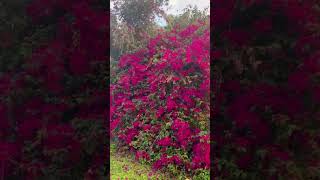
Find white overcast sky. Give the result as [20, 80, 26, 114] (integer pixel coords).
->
[166, 0, 210, 15]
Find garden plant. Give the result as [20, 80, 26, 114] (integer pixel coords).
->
[111, 19, 210, 179]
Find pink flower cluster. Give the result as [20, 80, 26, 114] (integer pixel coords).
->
[192, 135, 210, 169]
[152, 154, 183, 170]
[157, 137, 172, 147]
[171, 119, 192, 149]
[135, 150, 150, 161]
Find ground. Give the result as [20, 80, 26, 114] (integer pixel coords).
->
[110, 144, 170, 180]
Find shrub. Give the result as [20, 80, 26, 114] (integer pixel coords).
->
[111, 20, 210, 178]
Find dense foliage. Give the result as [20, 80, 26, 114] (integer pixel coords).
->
[110, 0, 169, 62]
[111, 20, 210, 178]
[164, 6, 209, 31]
[0, 0, 108, 179]
[112, 0, 168, 28]
[213, 0, 320, 179]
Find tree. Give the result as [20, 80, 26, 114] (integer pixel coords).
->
[111, 0, 168, 61]
[164, 5, 209, 31]
[112, 0, 168, 29]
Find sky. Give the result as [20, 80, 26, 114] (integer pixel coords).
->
[166, 0, 210, 15]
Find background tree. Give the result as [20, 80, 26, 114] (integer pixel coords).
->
[110, 0, 168, 61]
[112, 0, 168, 29]
[164, 5, 209, 31]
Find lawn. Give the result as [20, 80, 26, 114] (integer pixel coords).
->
[110, 144, 170, 180]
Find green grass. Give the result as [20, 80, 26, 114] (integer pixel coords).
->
[110, 144, 169, 180]
[110, 144, 209, 180]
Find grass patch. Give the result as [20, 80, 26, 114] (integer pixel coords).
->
[110, 144, 209, 180]
[110, 144, 169, 180]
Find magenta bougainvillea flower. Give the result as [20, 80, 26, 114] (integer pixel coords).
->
[135, 150, 150, 161]
[156, 137, 172, 147]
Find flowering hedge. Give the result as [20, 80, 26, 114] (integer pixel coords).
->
[0, 0, 108, 179]
[111, 21, 210, 177]
[213, 0, 320, 179]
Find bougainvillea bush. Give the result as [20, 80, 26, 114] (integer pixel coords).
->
[111, 20, 210, 178]
[213, 0, 320, 179]
[0, 0, 108, 179]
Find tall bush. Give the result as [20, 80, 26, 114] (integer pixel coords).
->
[111, 20, 210, 178]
